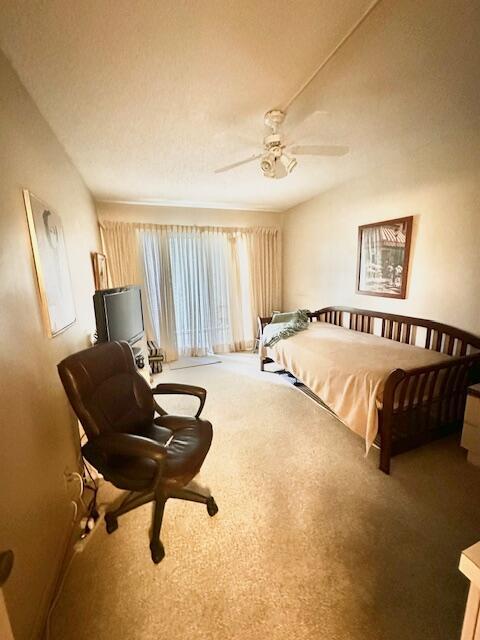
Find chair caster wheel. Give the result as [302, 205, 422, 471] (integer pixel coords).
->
[150, 541, 165, 564]
[206, 497, 218, 517]
[105, 514, 118, 534]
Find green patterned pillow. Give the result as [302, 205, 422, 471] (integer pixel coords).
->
[271, 309, 309, 324]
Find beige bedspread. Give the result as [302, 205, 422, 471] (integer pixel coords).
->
[261, 322, 451, 451]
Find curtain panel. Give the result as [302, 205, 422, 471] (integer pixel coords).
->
[246, 228, 282, 331]
[99, 221, 140, 287]
[140, 226, 178, 361]
[100, 220, 281, 360]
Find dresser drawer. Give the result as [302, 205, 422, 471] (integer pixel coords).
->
[465, 395, 480, 427]
[462, 422, 480, 452]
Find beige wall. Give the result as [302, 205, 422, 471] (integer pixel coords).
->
[282, 0, 480, 336]
[283, 129, 480, 334]
[96, 201, 282, 229]
[0, 51, 100, 639]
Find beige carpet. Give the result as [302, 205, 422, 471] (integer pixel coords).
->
[169, 355, 221, 370]
[51, 353, 480, 640]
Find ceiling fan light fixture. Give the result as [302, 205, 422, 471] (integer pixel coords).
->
[261, 153, 291, 179]
[260, 153, 276, 178]
[273, 158, 288, 179]
[281, 153, 297, 174]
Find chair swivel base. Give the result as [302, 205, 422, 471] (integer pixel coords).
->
[206, 496, 218, 517]
[150, 540, 165, 564]
[105, 513, 119, 534]
[104, 488, 219, 564]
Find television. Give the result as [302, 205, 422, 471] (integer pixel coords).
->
[93, 286, 144, 345]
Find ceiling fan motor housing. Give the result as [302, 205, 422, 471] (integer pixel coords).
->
[264, 109, 286, 131]
[264, 133, 283, 155]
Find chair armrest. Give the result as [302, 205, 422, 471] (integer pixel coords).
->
[152, 383, 207, 418]
[90, 433, 167, 463]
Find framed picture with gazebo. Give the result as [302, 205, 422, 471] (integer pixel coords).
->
[356, 216, 413, 299]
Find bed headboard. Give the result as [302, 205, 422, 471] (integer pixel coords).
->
[257, 311, 320, 340]
[314, 306, 480, 357]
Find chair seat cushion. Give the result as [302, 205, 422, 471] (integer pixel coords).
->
[84, 416, 212, 491]
[152, 415, 213, 486]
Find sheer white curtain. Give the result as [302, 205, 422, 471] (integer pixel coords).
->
[168, 227, 233, 356]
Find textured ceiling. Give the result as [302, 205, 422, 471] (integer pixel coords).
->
[0, 0, 375, 210]
[1, 0, 479, 212]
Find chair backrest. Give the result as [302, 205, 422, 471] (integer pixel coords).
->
[58, 341, 154, 440]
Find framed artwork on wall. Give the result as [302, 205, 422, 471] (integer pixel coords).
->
[91, 252, 108, 290]
[356, 216, 413, 299]
[23, 189, 76, 337]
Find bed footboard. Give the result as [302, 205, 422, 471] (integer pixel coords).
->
[378, 354, 480, 474]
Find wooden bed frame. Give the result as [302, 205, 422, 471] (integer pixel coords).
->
[258, 306, 480, 474]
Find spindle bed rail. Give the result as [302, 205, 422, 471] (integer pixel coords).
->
[258, 306, 480, 473]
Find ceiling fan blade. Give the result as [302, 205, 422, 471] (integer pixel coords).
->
[214, 154, 262, 174]
[289, 145, 349, 157]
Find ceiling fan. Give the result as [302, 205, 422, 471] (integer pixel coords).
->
[214, 109, 349, 179]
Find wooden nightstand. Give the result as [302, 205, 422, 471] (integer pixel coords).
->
[461, 384, 480, 466]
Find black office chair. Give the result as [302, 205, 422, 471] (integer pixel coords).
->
[58, 340, 218, 563]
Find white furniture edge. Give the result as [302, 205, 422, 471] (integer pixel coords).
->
[459, 541, 480, 639]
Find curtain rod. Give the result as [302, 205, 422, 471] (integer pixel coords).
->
[99, 219, 280, 235]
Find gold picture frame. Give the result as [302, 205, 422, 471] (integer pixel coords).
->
[91, 251, 108, 290]
[23, 189, 76, 337]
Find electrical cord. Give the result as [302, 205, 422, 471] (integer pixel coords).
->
[67, 471, 87, 512]
[45, 458, 100, 638]
[68, 471, 83, 494]
[70, 501, 78, 523]
[81, 457, 100, 528]
[44, 547, 79, 640]
[83, 456, 98, 486]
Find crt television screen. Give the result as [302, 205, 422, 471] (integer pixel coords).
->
[105, 287, 144, 343]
